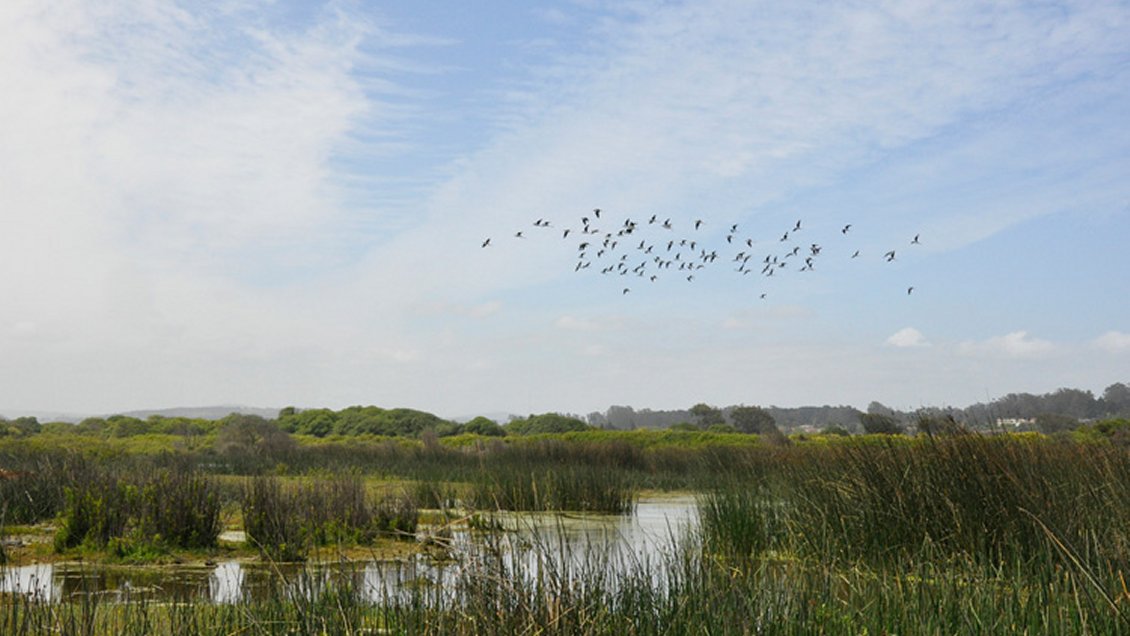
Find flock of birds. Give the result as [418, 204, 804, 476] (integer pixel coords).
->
[482, 208, 921, 299]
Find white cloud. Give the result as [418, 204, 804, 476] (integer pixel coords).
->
[886, 327, 929, 348]
[2, 1, 1127, 416]
[958, 331, 1056, 358]
[1093, 331, 1130, 353]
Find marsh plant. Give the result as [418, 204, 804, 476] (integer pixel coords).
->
[241, 475, 419, 562]
[53, 465, 221, 556]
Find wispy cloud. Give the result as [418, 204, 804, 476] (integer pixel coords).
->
[886, 327, 929, 348]
[1093, 331, 1130, 353]
[2, 1, 1127, 416]
[958, 331, 1056, 359]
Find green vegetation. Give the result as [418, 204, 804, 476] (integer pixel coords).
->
[241, 475, 418, 561]
[53, 464, 221, 559]
[3, 406, 1130, 633]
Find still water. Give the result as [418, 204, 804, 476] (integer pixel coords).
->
[1, 495, 697, 604]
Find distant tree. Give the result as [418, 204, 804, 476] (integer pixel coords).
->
[3, 416, 41, 437]
[690, 403, 725, 428]
[1046, 388, 1100, 420]
[860, 412, 904, 435]
[585, 411, 609, 428]
[1102, 383, 1130, 416]
[605, 405, 637, 429]
[107, 415, 147, 437]
[729, 405, 779, 435]
[867, 401, 900, 418]
[285, 408, 336, 437]
[706, 423, 737, 434]
[506, 413, 591, 435]
[915, 411, 966, 437]
[74, 417, 108, 436]
[820, 424, 851, 436]
[215, 414, 295, 460]
[1034, 412, 1080, 435]
[463, 416, 505, 437]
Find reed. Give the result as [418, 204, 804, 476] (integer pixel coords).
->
[241, 475, 420, 561]
[466, 463, 637, 513]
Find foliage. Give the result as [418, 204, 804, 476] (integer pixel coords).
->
[241, 476, 308, 562]
[214, 414, 296, 472]
[462, 416, 505, 437]
[278, 405, 456, 438]
[859, 412, 904, 435]
[52, 464, 222, 554]
[505, 413, 591, 435]
[729, 405, 779, 435]
[241, 475, 420, 562]
[1034, 412, 1080, 434]
[915, 410, 967, 436]
[690, 403, 725, 427]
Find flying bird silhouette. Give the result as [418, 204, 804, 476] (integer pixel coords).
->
[482, 205, 916, 299]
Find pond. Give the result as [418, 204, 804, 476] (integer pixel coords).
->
[1, 495, 697, 604]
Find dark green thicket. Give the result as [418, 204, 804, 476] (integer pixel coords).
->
[134, 468, 222, 549]
[778, 436, 1130, 567]
[466, 464, 636, 513]
[241, 476, 308, 562]
[52, 465, 221, 554]
[54, 471, 132, 552]
[0, 451, 105, 524]
[241, 475, 420, 562]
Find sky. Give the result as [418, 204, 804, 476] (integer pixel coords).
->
[2, 0, 1128, 420]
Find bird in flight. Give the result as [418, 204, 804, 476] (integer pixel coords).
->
[482, 205, 916, 299]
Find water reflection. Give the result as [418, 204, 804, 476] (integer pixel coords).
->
[0, 496, 696, 605]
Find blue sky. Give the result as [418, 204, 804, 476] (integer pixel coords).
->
[1, 0, 1128, 419]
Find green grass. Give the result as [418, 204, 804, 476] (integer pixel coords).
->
[2, 432, 1128, 633]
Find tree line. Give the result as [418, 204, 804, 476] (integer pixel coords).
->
[1, 382, 1127, 440]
